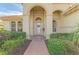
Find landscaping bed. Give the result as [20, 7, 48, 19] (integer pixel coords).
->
[10, 40, 31, 55]
[45, 40, 48, 48]
[48, 33, 79, 55]
[0, 30, 30, 55]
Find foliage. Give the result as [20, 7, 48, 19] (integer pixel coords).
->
[48, 32, 79, 54]
[64, 40, 77, 54]
[50, 33, 73, 41]
[0, 28, 4, 31]
[48, 38, 65, 55]
[48, 37, 78, 55]
[72, 24, 79, 46]
[1, 39, 26, 54]
[0, 30, 26, 55]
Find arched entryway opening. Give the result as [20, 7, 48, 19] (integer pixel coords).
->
[34, 17, 42, 35]
[30, 6, 46, 36]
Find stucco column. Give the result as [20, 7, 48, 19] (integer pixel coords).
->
[4, 21, 11, 31]
[23, 5, 30, 39]
[16, 21, 18, 31]
[45, 9, 53, 39]
[23, 15, 30, 39]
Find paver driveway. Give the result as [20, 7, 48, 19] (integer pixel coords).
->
[24, 35, 49, 55]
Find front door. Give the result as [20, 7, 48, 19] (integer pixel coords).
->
[34, 18, 43, 35]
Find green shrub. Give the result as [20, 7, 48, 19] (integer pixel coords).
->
[48, 38, 78, 55]
[48, 38, 65, 55]
[64, 40, 77, 54]
[0, 30, 11, 40]
[50, 33, 73, 41]
[0, 38, 26, 54]
[0, 50, 8, 55]
[48, 32, 79, 55]
[0, 30, 26, 39]
[0, 28, 5, 31]
[48, 24, 79, 55]
[1, 40, 16, 54]
[0, 30, 26, 55]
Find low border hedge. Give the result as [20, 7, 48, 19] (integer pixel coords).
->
[50, 33, 73, 40]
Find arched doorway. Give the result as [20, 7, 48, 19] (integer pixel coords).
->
[30, 6, 46, 36]
[34, 17, 43, 35]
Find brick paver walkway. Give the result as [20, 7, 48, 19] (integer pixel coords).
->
[24, 35, 49, 55]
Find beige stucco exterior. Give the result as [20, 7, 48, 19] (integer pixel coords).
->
[3, 20, 22, 31]
[0, 16, 22, 31]
[23, 3, 79, 39]
[23, 4, 53, 39]
[1, 3, 79, 40]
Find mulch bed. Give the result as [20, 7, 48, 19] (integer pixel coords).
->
[45, 40, 48, 47]
[9, 40, 31, 55]
[45, 40, 50, 54]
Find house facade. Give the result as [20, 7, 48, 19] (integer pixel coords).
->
[0, 15, 23, 31]
[23, 3, 79, 39]
[1, 3, 79, 39]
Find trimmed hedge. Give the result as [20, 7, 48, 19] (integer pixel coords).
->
[50, 33, 73, 41]
[0, 30, 26, 40]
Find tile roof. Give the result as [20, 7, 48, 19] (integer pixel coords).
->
[0, 15, 23, 20]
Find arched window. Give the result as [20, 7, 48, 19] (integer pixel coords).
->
[18, 21, 22, 31]
[53, 20, 56, 32]
[11, 21, 16, 31]
[53, 10, 62, 32]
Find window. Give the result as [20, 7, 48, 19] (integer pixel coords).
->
[18, 21, 22, 31]
[11, 21, 16, 31]
[53, 20, 56, 32]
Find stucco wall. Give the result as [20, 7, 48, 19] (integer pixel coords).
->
[1, 3, 79, 39]
[3, 20, 11, 31]
[23, 3, 53, 39]
[61, 10, 79, 33]
[23, 3, 79, 39]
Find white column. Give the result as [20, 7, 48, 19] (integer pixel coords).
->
[45, 10, 53, 39]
